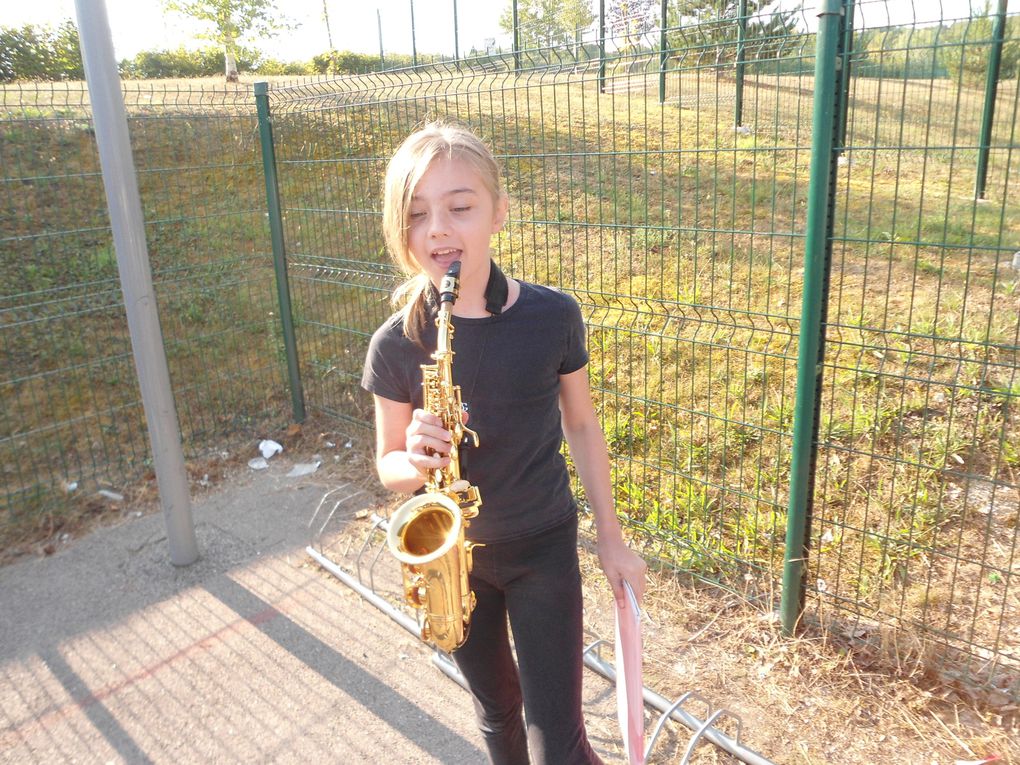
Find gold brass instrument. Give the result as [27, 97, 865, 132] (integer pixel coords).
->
[386, 261, 483, 652]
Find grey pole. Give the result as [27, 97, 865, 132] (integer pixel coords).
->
[453, 0, 460, 63]
[410, 0, 418, 67]
[74, 0, 198, 566]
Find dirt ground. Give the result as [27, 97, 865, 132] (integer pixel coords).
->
[7, 419, 1018, 765]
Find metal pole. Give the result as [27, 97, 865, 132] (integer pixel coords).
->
[599, 0, 606, 93]
[378, 9, 385, 70]
[410, 0, 418, 68]
[453, 0, 460, 63]
[735, 0, 748, 126]
[780, 0, 845, 635]
[322, 0, 333, 50]
[512, 0, 521, 75]
[659, 0, 668, 103]
[975, 0, 1008, 199]
[836, 0, 856, 152]
[74, 0, 197, 567]
[254, 82, 306, 424]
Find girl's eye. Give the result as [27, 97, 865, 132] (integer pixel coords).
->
[408, 211, 426, 220]
[452, 206, 471, 213]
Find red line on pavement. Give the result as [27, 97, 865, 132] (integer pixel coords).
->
[0, 603, 282, 747]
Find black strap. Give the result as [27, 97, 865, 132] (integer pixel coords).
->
[483, 262, 508, 315]
[424, 261, 508, 316]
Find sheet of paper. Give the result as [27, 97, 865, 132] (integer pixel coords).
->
[615, 580, 645, 765]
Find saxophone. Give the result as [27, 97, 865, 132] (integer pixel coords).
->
[386, 261, 483, 652]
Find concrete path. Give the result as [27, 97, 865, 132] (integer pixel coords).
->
[0, 467, 626, 764]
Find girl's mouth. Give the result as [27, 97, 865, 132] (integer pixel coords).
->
[431, 247, 462, 267]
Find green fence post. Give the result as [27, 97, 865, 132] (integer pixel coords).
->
[780, 0, 846, 635]
[254, 81, 306, 424]
[734, 0, 748, 126]
[659, 0, 668, 104]
[975, 0, 1008, 200]
[836, 0, 855, 152]
[513, 0, 522, 75]
[599, 0, 606, 94]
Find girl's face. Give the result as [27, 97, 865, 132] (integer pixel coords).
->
[406, 155, 507, 290]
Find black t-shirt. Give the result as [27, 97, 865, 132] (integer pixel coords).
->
[361, 281, 589, 543]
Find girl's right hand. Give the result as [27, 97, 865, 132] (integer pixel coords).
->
[405, 408, 452, 476]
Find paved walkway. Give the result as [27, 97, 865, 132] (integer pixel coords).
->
[0, 467, 626, 764]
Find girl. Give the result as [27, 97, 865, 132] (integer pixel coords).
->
[362, 121, 647, 765]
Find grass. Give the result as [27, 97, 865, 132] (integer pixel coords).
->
[2, 50, 1018, 698]
[0, 81, 294, 551]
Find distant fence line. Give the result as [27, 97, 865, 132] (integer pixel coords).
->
[1, 0, 1017, 699]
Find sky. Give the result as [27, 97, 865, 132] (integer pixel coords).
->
[2, 0, 512, 62]
[0, 0, 997, 64]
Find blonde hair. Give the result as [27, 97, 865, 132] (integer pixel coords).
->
[381, 120, 505, 345]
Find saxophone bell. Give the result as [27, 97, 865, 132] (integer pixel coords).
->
[386, 490, 479, 652]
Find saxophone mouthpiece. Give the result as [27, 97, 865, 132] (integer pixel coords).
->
[439, 261, 461, 306]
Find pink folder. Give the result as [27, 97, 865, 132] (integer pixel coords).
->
[615, 581, 645, 765]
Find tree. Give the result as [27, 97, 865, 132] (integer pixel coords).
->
[500, 0, 595, 51]
[0, 25, 51, 81]
[608, 0, 656, 51]
[666, 0, 801, 63]
[50, 21, 84, 81]
[938, 6, 1020, 88]
[0, 21, 84, 82]
[162, 0, 294, 81]
[854, 26, 943, 80]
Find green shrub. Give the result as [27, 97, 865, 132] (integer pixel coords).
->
[0, 20, 83, 82]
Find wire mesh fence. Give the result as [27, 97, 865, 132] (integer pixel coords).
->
[0, 81, 291, 545]
[0, 0, 1017, 698]
[263, 0, 1018, 695]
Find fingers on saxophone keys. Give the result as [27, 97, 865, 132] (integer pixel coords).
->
[412, 408, 443, 428]
[410, 453, 448, 477]
[410, 409, 449, 435]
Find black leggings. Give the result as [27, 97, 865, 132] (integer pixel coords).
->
[452, 516, 603, 765]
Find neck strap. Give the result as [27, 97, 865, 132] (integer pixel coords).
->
[483, 261, 508, 315]
[425, 261, 508, 316]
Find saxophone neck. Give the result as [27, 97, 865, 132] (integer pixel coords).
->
[434, 304, 454, 359]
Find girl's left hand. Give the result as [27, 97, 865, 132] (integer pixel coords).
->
[598, 540, 648, 609]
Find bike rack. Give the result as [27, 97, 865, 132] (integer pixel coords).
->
[307, 486, 775, 765]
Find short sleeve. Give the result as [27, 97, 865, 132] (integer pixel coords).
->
[361, 317, 413, 403]
[559, 293, 589, 375]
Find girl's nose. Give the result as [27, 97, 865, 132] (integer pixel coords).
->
[428, 210, 450, 238]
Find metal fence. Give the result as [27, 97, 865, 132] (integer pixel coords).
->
[263, 0, 1019, 696]
[0, 82, 290, 544]
[0, 0, 1017, 698]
